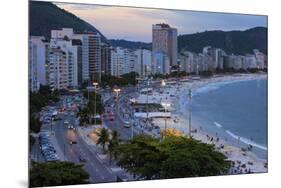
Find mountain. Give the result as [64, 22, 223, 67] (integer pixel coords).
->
[109, 27, 267, 55]
[178, 27, 267, 55]
[29, 1, 107, 42]
[108, 39, 151, 50]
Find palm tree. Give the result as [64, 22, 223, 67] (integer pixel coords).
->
[97, 128, 109, 153]
[108, 130, 119, 163]
[111, 130, 119, 145]
[108, 140, 114, 164]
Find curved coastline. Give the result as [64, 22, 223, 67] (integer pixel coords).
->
[186, 74, 268, 152]
[168, 73, 268, 172]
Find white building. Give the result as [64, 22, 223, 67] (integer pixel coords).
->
[50, 29, 80, 88]
[48, 48, 68, 90]
[153, 52, 170, 74]
[179, 51, 195, 73]
[110, 47, 137, 77]
[134, 49, 152, 77]
[29, 36, 49, 92]
[111, 47, 126, 77]
[253, 49, 265, 69]
[243, 54, 258, 69]
[215, 48, 226, 70]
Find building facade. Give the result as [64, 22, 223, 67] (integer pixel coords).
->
[152, 23, 177, 74]
[29, 36, 49, 92]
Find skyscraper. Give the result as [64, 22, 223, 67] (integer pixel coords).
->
[152, 23, 177, 74]
[75, 32, 101, 83]
[101, 43, 112, 75]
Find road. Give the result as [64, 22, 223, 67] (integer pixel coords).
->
[53, 113, 116, 183]
[103, 87, 140, 140]
[35, 84, 151, 183]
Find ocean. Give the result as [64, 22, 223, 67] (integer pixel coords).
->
[188, 77, 268, 159]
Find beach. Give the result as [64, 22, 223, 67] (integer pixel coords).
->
[150, 73, 268, 174]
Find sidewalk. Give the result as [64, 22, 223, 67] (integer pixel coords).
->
[76, 125, 134, 180]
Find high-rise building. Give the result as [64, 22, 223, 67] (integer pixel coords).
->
[179, 51, 195, 73]
[154, 52, 170, 74]
[134, 49, 152, 77]
[48, 48, 68, 90]
[253, 49, 265, 69]
[78, 33, 101, 83]
[101, 43, 112, 75]
[72, 39, 83, 86]
[50, 29, 80, 88]
[243, 54, 257, 69]
[152, 23, 177, 74]
[29, 36, 49, 92]
[111, 47, 129, 77]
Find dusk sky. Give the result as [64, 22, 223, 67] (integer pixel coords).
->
[55, 2, 267, 43]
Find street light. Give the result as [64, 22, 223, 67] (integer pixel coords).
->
[188, 89, 192, 138]
[161, 102, 171, 138]
[93, 82, 98, 125]
[113, 88, 121, 111]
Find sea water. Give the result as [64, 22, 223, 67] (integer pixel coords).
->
[188, 77, 268, 159]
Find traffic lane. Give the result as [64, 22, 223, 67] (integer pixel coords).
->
[103, 104, 133, 140]
[53, 116, 79, 163]
[55, 115, 109, 183]
[67, 114, 117, 183]
[74, 133, 116, 183]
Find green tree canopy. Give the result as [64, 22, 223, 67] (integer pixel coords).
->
[97, 128, 110, 152]
[30, 161, 89, 187]
[115, 135, 231, 180]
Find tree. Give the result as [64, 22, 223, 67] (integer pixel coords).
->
[77, 107, 90, 126]
[108, 130, 120, 163]
[96, 128, 110, 153]
[115, 135, 231, 180]
[108, 140, 114, 164]
[30, 161, 89, 187]
[30, 115, 41, 133]
[116, 135, 166, 179]
[29, 134, 36, 151]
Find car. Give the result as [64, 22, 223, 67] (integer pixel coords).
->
[68, 125, 75, 130]
[54, 117, 62, 121]
[64, 120, 69, 125]
[69, 140, 77, 145]
[123, 123, 131, 128]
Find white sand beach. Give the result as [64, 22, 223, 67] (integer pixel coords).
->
[149, 73, 268, 174]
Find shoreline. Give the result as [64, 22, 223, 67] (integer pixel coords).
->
[151, 73, 268, 173]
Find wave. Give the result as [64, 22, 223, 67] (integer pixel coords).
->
[192, 76, 267, 97]
[214, 121, 222, 128]
[225, 130, 268, 151]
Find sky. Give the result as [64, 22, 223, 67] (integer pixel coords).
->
[55, 2, 267, 43]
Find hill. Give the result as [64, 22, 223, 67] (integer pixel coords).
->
[29, 1, 107, 42]
[108, 39, 151, 50]
[109, 27, 267, 55]
[178, 27, 267, 55]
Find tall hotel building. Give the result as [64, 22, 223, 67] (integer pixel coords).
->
[152, 23, 177, 74]
[79, 33, 101, 83]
